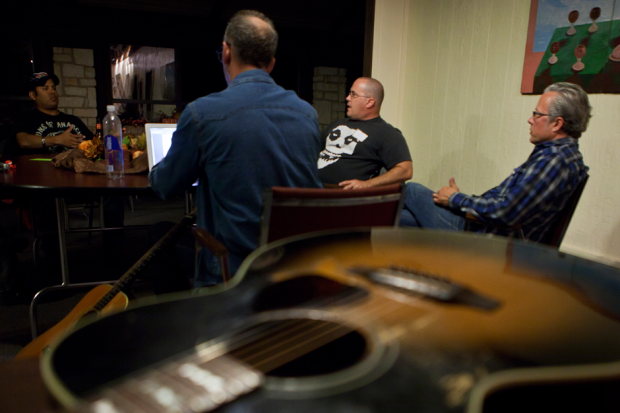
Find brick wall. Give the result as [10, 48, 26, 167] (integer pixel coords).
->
[53, 48, 97, 133]
[312, 67, 347, 131]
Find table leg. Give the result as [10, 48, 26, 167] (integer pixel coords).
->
[185, 191, 192, 214]
[55, 198, 70, 285]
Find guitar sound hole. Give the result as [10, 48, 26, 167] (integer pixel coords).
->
[266, 330, 367, 377]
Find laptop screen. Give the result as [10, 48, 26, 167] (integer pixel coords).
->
[145, 123, 177, 170]
[145, 123, 198, 187]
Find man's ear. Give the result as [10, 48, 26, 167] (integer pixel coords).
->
[551, 116, 565, 132]
[365, 98, 376, 109]
[28, 90, 36, 101]
[222, 41, 232, 66]
[265, 57, 276, 74]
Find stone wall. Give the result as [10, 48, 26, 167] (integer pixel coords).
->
[53, 48, 97, 133]
[312, 67, 347, 131]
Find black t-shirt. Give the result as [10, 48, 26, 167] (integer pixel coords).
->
[11, 109, 94, 154]
[317, 117, 412, 185]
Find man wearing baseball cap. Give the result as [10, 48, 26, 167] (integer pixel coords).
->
[12, 72, 93, 153]
[11, 73, 126, 279]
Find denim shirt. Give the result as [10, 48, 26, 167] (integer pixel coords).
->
[150, 69, 322, 284]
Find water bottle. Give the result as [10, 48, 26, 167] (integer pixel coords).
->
[103, 105, 124, 180]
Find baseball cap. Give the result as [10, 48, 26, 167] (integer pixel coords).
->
[29, 72, 59, 90]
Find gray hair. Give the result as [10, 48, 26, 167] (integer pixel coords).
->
[544, 82, 592, 138]
[224, 10, 278, 69]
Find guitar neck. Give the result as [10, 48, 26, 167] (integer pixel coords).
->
[93, 211, 197, 312]
[82, 352, 263, 413]
[79, 317, 355, 412]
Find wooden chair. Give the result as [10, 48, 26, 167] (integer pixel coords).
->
[192, 183, 406, 281]
[539, 174, 589, 247]
[259, 183, 405, 246]
[464, 174, 589, 248]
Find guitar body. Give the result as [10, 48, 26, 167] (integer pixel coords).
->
[41, 229, 620, 412]
[15, 285, 128, 360]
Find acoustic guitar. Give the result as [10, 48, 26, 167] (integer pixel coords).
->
[15, 211, 196, 360]
[41, 228, 620, 412]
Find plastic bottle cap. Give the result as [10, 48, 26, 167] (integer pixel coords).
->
[106, 105, 116, 112]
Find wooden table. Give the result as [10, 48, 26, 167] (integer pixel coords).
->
[1, 154, 152, 282]
[1, 154, 152, 338]
[1, 154, 151, 198]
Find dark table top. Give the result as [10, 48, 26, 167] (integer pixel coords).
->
[1, 154, 152, 197]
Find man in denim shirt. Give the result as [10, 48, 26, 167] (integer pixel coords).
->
[400, 82, 591, 243]
[149, 10, 322, 291]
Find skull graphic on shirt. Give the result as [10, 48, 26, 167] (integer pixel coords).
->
[318, 125, 369, 169]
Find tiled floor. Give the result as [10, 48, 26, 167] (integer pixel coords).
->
[0, 192, 187, 360]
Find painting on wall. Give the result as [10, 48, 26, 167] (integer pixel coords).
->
[521, 0, 620, 94]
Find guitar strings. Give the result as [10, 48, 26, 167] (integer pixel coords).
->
[193, 295, 405, 374]
[195, 318, 307, 361]
[222, 289, 386, 358]
[194, 285, 384, 364]
[89, 283, 412, 411]
[244, 300, 405, 373]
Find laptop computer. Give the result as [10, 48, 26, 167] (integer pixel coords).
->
[145, 123, 198, 187]
[145, 123, 177, 171]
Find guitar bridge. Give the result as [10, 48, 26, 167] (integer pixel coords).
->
[349, 265, 501, 311]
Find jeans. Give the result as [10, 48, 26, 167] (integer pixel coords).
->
[146, 222, 244, 294]
[399, 182, 466, 231]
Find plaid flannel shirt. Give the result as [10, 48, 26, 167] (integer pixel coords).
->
[449, 137, 588, 242]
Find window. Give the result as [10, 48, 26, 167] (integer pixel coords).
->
[110, 44, 177, 122]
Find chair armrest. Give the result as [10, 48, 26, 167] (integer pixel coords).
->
[464, 213, 525, 240]
[322, 183, 343, 189]
[190, 227, 231, 282]
[191, 227, 228, 257]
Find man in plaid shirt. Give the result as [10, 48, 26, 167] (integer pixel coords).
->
[400, 82, 591, 243]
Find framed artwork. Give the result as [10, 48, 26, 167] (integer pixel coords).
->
[521, 0, 620, 94]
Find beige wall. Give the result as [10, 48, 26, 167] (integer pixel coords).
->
[373, 0, 620, 264]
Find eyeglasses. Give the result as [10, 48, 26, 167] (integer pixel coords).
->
[532, 110, 550, 118]
[348, 91, 371, 99]
[216, 46, 223, 63]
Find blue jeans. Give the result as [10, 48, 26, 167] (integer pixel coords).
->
[399, 182, 466, 231]
[147, 221, 244, 293]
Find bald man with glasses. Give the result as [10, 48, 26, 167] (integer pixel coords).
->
[317, 77, 412, 189]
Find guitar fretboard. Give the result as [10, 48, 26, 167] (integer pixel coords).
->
[77, 316, 359, 412]
[81, 354, 263, 413]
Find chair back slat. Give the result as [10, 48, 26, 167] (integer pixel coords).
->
[542, 174, 589, 248]
[260, 183, 405, 246]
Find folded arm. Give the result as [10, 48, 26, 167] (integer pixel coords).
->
[16, 125, 85, 150]
[339, 161, 413, 190]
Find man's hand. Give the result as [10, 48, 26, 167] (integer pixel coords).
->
[49, 125, 85, 149]
[338, 161, 413, 190]
[433, 177, 460, 206]
[339, 179, 372, 190]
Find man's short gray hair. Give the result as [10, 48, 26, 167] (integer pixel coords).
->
[224, 10, 278, 69]
[544, 82, 592, 138]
